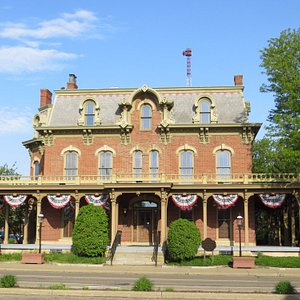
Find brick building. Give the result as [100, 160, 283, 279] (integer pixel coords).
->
[0, 74, 299, 248]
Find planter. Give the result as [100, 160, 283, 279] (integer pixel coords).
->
[22, 253, 44, 264]
[233, 256, 255, 269]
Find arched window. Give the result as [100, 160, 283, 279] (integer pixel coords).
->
[200, 98, 211, 124]
[34, 161, 40, 177]
[65, 151, 78, 179]
[141, 104, 152, 130]
[84, 101, 95, 126]
[179, 150, 194, 180]
[133, 150, 143, 178]
[216, 150, 231, 180]
[150, 150, 159, 178]
[99, 151, 113, 179]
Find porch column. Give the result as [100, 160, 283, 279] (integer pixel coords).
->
[110, 191, 120, 245]
[35, 197, 42, 245]
[202, 190, 207, 239]
[160, 190, 168, 244]
[243, 191, 249, 245]
[75, 197, 80, 219]
[4, 203, 9, 244]
[23, 204, 29, 244]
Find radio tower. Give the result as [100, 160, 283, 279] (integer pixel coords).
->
[182, 48, 192, 86]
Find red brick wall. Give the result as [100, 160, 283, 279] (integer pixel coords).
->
[41, 199, 61, 241]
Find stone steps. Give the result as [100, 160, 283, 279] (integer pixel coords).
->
[108, 247, 165, 265]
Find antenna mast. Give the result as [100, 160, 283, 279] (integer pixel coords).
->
[182, 48, 192, 86]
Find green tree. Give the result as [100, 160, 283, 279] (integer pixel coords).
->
[0, 164, 23, 234]
[259, 28, 300, 172]
[167, 218, 201, 262]
[72, 204, 108, 257]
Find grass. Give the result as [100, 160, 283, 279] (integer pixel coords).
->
[49, 283, 68, 290]
[43, 252, 106, 264]
[168, 255, 232, 266]
[256, 255, 300, 268]
[0, 253, 21, 262]
[0, 252, 106, 264]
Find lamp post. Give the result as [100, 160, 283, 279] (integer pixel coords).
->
[38, 213, 44, 254]
[237, 215, 243, 257]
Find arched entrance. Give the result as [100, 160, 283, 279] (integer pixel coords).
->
[131, 197, 159, 245]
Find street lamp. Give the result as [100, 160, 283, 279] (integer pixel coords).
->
[237, 214, 243, 257]
[38, 213, 44, 254]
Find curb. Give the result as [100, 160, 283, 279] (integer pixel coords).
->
[0, 288, 299, 299]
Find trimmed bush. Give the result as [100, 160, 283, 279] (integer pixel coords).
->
[0, 274, 17, 288]
[275, 280, 296, 294]
[167, 218, 201, 262]
[72, 204, 109, 257]
[132, 276, 153, 291]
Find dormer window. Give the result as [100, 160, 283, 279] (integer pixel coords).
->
[193, 96, 217, 124]
[200, 98, 211, 124]
[84, 101, 95, 126]
[78, 99, 101, 126]
[141, 104, 152, 130]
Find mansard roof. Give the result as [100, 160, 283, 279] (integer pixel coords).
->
[46, 84, 249, 127]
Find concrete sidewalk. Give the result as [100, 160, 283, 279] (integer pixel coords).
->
[0, 261, 300, 277]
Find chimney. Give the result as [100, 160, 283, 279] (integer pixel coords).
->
[234, 74, 243, 86]
[40, 89, 52, 108]
[67, 73, 78, 89]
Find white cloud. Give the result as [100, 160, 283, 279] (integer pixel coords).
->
[0, 107, 32, 134]
[0, 9, 99, 40]
[0, 46, 78, 73]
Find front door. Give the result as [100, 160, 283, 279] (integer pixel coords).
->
[137, 210, 152, 243]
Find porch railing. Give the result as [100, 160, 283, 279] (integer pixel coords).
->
[0, 173, 299, 186]
[107, 230, 122, 266]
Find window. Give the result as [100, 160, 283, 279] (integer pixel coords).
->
[180, 151, 193, 180]
[84, 101, 95, 126]
[34, 161, 40, 177]
[200, 98, 211, 124]
[216, 150, 231, 180]
[99, 151, 112, 179]
[65, 151, 78, 179]
[150, 150, 159, 178]
[133, 150, 143, 178]
[141, 104, 152, 129]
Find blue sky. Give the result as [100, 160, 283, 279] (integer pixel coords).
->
[0, 0, 299, 175]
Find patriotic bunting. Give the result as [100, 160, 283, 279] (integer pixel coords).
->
[212, 194, 238, 209]
[47, 194, 71, 209]
[3, 195, 27, 208]
[258, 194, 286, 209]
[85, 194, 109, 207]
[171, 194, 198, 211]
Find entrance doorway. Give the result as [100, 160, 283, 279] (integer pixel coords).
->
[132, 200, 158, 245]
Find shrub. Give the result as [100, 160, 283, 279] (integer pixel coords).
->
[49, 283, 68, 290]
[275, 280, 296, 294]
[167, 218, 201, 262]
[132, 276, 153, 291]
[0, 274, 17, 288]
[72, 204, 109, 257]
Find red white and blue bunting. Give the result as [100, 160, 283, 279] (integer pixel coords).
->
[171, 194, 198, 211]
[85, 194, 110, 207]
[3, 195, 27, 208]
[212, 194, 238, 209]
[258, 194, 286, 209]
[47, 194, 71, 209]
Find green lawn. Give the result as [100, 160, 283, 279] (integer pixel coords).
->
[168, 255, 300, 268]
